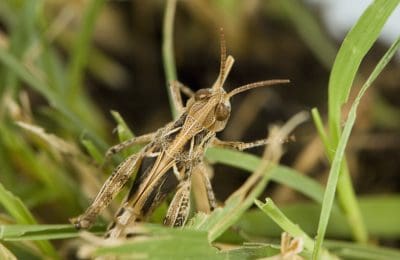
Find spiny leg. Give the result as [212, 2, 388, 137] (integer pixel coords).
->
[164, 180, 191, 227]
[71, 153, 143, 229]
[104, 132, 155, 160]
[212, 137, 290, 151]
[105, 176, 176, 239]
[169, 80, 194, 114]
[192, 162, 217, 213]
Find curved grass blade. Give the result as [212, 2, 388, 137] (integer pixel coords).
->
[67, 0, 106, 101]
[206, 148, 328, 205]
[255, 198, 334, 259]
[328, 0, 400, 138]
[162, 0, 179, 118]
[313, 34, 400, 260]
[0, 183, 57, 258]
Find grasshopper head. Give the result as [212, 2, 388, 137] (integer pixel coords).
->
[185, 29, 289, 132]
[186, 54, 289, 132]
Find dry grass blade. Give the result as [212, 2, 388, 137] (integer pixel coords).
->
[16, 122, 80, 157]
[231, 111, 309, 200]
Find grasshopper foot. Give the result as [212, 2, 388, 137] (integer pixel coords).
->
[70, 216, 92, 230]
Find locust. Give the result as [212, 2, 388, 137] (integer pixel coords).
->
[70, 38, 289, 239]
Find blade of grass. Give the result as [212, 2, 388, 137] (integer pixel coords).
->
[311, 108, 331, 155]
[318, 0, 399, 246]
[162, 0, 179, 118]
[0, 0, 40, 98]
[0, 182, 57, 258]
[0, 47, 82, 127]
[325, 240, 400, 260]
[223, 244, 280, 259]
[110, 110, 134, 142]
[206, 148, 329, 205]
[81, 138, 104, 165]
[0, 224, 103, 241]
[189, 159, 276, 242]
[191, 112, 308, 242]
[0, 183, 36, 225]
[328, 0, 399, 138]
[67, 0, 106, 101]
[0, 47, 108, 147]
[313, 35, 400, 259]
[110, 110, 144, 158]
[236, 195, 400, 239]
[255, 199, 314, 251]
[255, 198, 334, 259]
[0, 124, 80, 212]
[89, 225, 222, 259]
[4, 213, 398, 258]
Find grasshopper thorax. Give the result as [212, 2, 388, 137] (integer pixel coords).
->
[185, 87, 231, 132]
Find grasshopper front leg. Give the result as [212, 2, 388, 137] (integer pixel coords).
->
[104, 133, 155, 160]
[212, 137, 275, 151]
[71, 153, 143, 229]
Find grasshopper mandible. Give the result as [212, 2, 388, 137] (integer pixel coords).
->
[71, 37, 289, 239]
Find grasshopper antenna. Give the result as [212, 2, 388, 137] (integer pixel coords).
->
[227, 79, 290, 99]
[219, 28, 227, 85]
[213, 28, 234, 90]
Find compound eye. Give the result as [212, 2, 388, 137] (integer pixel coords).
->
[194, 89, 211, 101]
[215, 103, 230, 121]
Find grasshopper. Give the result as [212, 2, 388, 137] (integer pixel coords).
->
[71, 38, 289, 239]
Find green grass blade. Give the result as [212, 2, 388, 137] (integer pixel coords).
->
[162, 0, 179, 118]
[223, 244, 280, 260]
[241, 194, 400, 240]
[313, 35, 400, 260]
[236, 195, 400, 239]
[110, 110, 134, 142]
[0, 48, 52, 100]
[254, 198, 336, 259]
[0, 183, 57, 258]
[206, 148, 327, 204]
[328, 0, 399, 138]
[255, 199, 315, 251]
[0, 47, 82, 127]
[0, 183, 37, 225]
[81, 138, 104, 165]
[189, 164, 275, 242]
[67, 0, 106, 101]
[0, 46, 108, 148]
[0, 224, 103, 241]
[325, 240, 400, 260]
[92, 224, 222, 259]
[311, 108, 331, 155]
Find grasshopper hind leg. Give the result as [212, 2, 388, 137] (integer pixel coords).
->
[70, 153, 143, 229]
[105, 166, 180, 238]
[192, 162, 217, 213]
